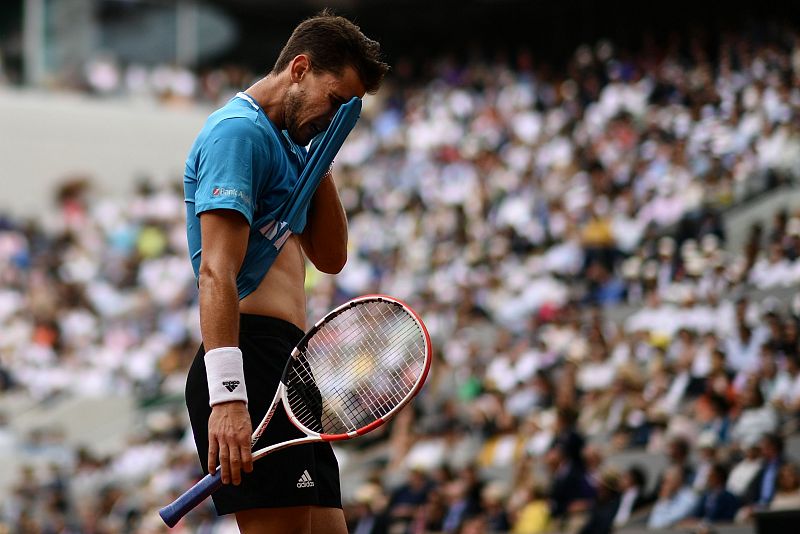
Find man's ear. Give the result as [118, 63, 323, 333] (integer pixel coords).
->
[289, 54, 311, 83]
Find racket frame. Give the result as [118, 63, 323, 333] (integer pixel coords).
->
[249, 294, 432, 461]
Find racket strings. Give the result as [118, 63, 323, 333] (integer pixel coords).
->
[285, 301, 426, 435]
[288, 320, 420, 430]
[313, 304, 422, 402]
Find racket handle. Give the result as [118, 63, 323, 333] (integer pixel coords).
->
[159, 470, 223, 527]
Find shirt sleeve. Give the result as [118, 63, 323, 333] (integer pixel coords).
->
[195, 125, 258, 225]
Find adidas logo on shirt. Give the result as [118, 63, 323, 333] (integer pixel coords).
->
[222, 381, 240, 392]
[296, 470, 315, 488]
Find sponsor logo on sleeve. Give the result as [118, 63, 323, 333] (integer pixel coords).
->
[211, 186, 251, 207]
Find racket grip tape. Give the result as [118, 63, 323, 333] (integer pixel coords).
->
[159, 470, 223, 527]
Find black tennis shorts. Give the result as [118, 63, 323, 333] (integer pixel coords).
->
[185, 314, 342, 515]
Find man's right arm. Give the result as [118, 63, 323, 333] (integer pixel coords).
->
[199, 208, 253, 486]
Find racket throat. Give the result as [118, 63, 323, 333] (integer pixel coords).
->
[252, 436, 321, 462]
[250, 385, 284, 448]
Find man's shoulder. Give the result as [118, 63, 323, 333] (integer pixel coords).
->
[199, 98, 279, 145]
[205, 102, 262, 140]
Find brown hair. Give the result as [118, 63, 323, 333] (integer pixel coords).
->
[272, 10, 389, 94]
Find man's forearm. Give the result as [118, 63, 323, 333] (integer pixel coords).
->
[198, 269, 240, 349]
[302, 172, 348, 273]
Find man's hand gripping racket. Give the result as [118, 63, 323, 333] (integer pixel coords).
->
[159, 295, 432, 527]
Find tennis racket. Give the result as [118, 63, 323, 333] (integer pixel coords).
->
[159, 294, 432, 527]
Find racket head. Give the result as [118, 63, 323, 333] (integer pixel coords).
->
[281, 294, 432, 441]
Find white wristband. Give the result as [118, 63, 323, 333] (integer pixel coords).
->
[204, 347, 248, 407]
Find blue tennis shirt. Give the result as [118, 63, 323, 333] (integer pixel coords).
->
[184, 92, 308, 299]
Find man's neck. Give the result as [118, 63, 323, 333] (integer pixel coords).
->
[244, 73, 289, 130]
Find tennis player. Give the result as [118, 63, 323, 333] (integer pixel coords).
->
[182, 11, 388, 533]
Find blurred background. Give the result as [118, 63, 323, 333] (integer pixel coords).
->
[2, 1, 800, 533]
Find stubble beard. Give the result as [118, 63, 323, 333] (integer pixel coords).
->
[284, 88, 307, 145]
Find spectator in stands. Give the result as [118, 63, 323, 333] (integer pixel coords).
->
[773, 354, 800, 416]
[441, 479, 474, 533]
[697, 393, 732, 446]
[759, 344, 792, 403]
[741, 433, 786, 512]
[647, 466, 699, 530]
[726, 441, 764, 500]
[687, 463, 740, 525]
[653, 436, 695, 498]
[440, 465, 483, 532]
[613, 466, 649, 528]
[584, 260, 626, 306]
[388, 467, 432, 529]
[693, 432, 721, 492]
[411, 484, 447, 533]
[730, 382, 779, 447]
[779, 318, 800, 356]
[702, 351, 736, 408]
[750, 242, 795, 290]
[578, 469, 622, 534]
[512, 486, 551, 534]
[725, 322, 765, 374]
[547, 407, 594, 520]
[577, 344, 618, 394]
[350, 483, 390, 534]
[481, 483, 511, 532]
[770, 463, 800, 511]
[583, 444, 605, 487]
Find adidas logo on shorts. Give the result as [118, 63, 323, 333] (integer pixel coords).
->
[297, 469, 315, 488]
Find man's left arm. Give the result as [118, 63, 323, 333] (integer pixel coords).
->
[299, 172, 348, 274]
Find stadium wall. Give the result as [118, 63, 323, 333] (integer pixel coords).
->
[0, 88, 210, 218]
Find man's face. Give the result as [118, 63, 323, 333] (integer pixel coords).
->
[284, 59, 366, 146]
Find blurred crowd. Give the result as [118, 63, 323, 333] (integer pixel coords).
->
[0, 40, 257, 109]
[76, 58, 256, 109]
[3, 25, 800, 533]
